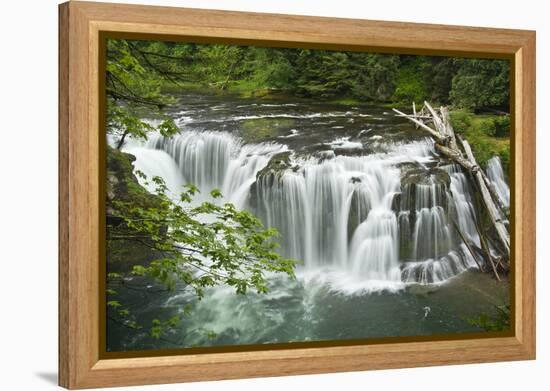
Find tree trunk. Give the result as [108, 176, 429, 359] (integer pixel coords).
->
[116, 131, 129, 150]
[394, 102, 510, 264]
[457, 135, 510, 254]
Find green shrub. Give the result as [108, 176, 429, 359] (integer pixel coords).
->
[493, 115, 510, 137]
[499, 149, 510, 175]
[449, 58, 510, 111]
[449, 110, 472, 134]
[449, 111, 510, 172]
[392, 58, 430, 103]
[479, 118, 497, 136]
[467, 305, 510, 332]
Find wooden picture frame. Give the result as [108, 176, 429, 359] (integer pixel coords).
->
[59, 1, 536, 389]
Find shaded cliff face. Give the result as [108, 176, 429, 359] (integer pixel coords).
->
[106, 146, 163, 273]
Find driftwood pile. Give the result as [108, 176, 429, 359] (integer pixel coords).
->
[393, 102, 510, 280]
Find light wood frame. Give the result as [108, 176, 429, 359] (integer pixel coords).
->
[59, 1, 536, 389]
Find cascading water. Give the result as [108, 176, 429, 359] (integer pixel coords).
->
[145, 131, 286, 207]
[398, 164, 479, 284]
[254, 154, 402, 282]
[147, 131, 234, 192]
[122, 143, 184, 195]
[126, 127, 481, 287]
[108, 95, 511, 351]
[121, 113, 488, 288]
[445, 164, 480, 244]
[254, 170, 312, 264]
[486, 156, 510, 208]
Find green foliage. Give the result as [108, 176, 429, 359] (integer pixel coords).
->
[476, 116, 509, 138]
[467, 305, 511, 332]
[449, 110, 473, 132]
[106, 38, 510, 112]
[109, 173, 296, 300]
[107, 105, 153, 139]
[106, 39, 179, 148]
[247, 48, 295, 89]
[479, 118, 497, 136]
[106, 40, 165, 105]
[429, 58, 459, 103]
[449, 110, 510, 173]
[392, 57, 430, 103]
[449, 58, 510, 110]
[349, 53, 400, 101]
[150, 316, 180, 339]
[107, 169, 296, 337]
[458, 113, 509, 138]
[107, 104, 178, 148]
[291, 50, 399, 101]
[493, 115, 511, 137]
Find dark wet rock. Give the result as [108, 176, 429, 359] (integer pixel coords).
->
[401, 167, 451, 188]
[239, 117, 295, 143]
[249, 152, 300, 210]
[399, 167, 452, 213]
[391, 192, 401, 212]
[255, 151, 293, 186]
[396, 166, 456, 261]
[347, 189, 371, 241]
[106, 146, 164, 273]
[313, 149, 336, 162]
[397, 211, 414, 260]
[405, 281, 441, 295]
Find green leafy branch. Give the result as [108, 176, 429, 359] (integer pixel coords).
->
[467, 304, 511, 332]
[107, 174, 296, 340]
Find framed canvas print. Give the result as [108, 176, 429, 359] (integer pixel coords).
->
[58, 1, 536, 389]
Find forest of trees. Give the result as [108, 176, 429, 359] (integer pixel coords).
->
[108, 39, 510, 111]
[106, 39, 511, 174]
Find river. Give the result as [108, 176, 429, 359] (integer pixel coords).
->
[107, 92, 510, 351]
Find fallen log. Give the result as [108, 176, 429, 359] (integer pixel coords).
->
[392, 108, 444, 142]
[457, 136, 510, 254]
[439, 106, 459, 151]
[412, 102, 418, 129]
[424, 101, 444, 136]
[471, 206, 501, 281]
[452, 221, 485, 273]
[394, 102, 510, 263]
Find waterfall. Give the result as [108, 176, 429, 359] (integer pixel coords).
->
[122, 145, 184, 197]
[406, 178, 453, 261]
[486, 156, 510, 208]
[146, 131, 286, 207]
[147, 131, 235, 192]
[445, 164, 480, 244]
[398, 165, 479, 284]
[223, 143, 287, 208]
[346, 161, 401, 281]
[123, 129, 497, 288]
[254, 155, 401, 282]
[255, 171, 312, 264]
[303, 160, 350, 268]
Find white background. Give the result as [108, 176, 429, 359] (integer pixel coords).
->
[0, 0, 547, 389]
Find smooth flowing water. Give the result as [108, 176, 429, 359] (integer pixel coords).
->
[108, 92, 510, 351]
